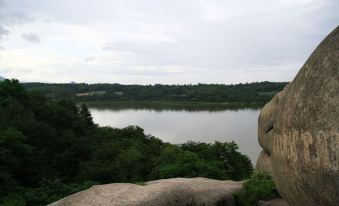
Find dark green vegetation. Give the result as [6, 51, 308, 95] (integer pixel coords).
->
[0, 79, 253, 206]
[235, 172, 279, 206]
[23, 82, 287, 107]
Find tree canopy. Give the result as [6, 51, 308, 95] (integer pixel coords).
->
[23, 81, 287, 106]
[0, 79, 253, 205]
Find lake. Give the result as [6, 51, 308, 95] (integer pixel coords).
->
[89, 105, 262, 164]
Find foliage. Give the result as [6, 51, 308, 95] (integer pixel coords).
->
[22, 179, 98, 206]
[181, 141, 253, 180]
[0, 79, 254, 205]
[23, 81, 287, 106]
[235, 172, 279, 206]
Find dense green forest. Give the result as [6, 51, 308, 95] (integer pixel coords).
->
[23, 82, 287, 107]
[0, 79, 253, 206]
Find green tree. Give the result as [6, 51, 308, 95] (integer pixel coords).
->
[0, 128, 31, 201]
[0, 79, 255, 205]
[79, 103, 94, 127]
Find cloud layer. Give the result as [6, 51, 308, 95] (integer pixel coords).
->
[0, 0, 338, 84]
[22, 32, 40, 43]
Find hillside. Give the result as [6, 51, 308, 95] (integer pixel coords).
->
[22, 81, 287, 107]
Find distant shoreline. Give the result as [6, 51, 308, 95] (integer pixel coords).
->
[22, 82, 287, 107]
[82, 100, 263, 111]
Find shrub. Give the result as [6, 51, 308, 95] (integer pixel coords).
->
[235, 172, 279, 206]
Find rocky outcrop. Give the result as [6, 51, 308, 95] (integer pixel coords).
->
[48, 178, 242, 206]
[256, 26, 339, 206]
[255, 150, 272, 173]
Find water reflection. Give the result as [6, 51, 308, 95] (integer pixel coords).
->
[89, 104, 261, 164]
[85, 101, 261, 112]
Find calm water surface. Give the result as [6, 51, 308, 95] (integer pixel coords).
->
[89, 106, 261, 164]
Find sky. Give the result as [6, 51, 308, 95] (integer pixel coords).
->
[0, 0, 338, 84]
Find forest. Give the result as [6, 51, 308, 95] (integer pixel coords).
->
[23, 82, 287, 107]
[0, 79, 254, 206]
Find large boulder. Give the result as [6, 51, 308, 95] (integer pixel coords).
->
[256, 26, 339, 205]
[48, 178, 242, 206]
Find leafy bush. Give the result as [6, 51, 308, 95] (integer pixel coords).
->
[23, 179, 98, 206]
[235, 172, 279, 206]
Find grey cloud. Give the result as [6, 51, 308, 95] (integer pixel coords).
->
[22, 32, 40, 43]
[84, 56, 95, 62]
[0, 0, 35, 25]
[0, 12, 34, 25]
[0, 0, 36, 32]
[0, 1, 35, 41]
[0, 25, 9, 39]
[101, 46, 112, 50]
[0, 0, 338, 83]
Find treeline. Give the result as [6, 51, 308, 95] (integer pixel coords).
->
[23, 82, 287, 106]
[0, 80, 253, 206]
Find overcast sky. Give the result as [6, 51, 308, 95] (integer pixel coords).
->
[0, 0, 338, 84]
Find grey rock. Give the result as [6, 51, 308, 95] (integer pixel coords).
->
[49, 178, 242, 206]
[255, 150, 272, 174]
[258, 198, 290, 206]
[256, 26, 339, 206]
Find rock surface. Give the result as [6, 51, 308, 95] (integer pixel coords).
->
[256, 26, 339, 206]
[49, 178, 242, 206]
[255, 150, 272, 173]
[258, 198, 290, 206]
